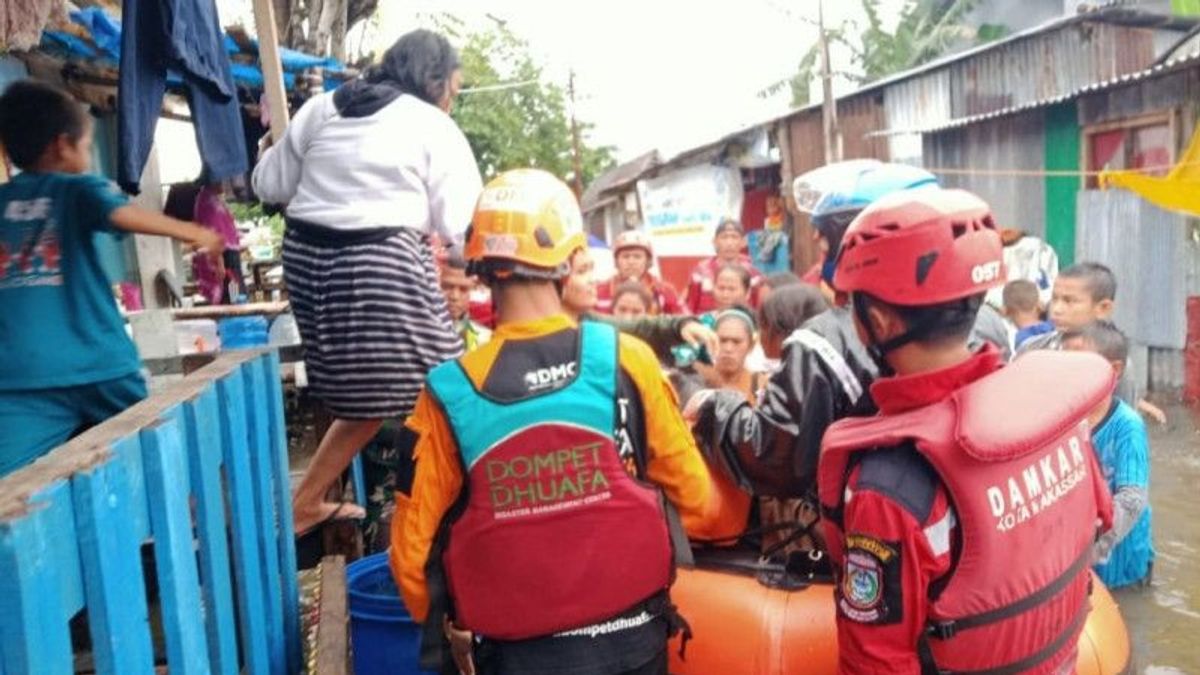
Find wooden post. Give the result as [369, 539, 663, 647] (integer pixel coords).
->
[568, 70, 585, 200]
[818, 0, 841, 164]
[253, 0, 291, 142]
[314, 556, 351, 675]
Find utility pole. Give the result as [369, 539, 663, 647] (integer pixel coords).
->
[568, 69, 585, 200]
[818, 0, 842, 163]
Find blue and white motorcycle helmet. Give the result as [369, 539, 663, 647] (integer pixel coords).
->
[792, 159, 938, 284]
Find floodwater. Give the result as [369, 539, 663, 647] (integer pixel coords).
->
[1118, 402, 1200, 674]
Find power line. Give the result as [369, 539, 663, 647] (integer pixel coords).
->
[923, 161, 1199, 178]
[459, 78, 540, 94]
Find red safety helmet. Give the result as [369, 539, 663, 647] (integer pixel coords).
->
[834, 188, 1004, 307]
[613, 229, 654, 259]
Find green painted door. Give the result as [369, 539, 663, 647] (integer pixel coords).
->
[1044, 103, 1080, 266]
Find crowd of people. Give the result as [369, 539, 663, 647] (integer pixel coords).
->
[0, 25, 1163, 675]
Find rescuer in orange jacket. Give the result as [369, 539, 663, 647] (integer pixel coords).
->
[390, 169, 732, 675]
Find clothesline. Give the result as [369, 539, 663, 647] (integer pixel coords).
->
[922, 160, 1200, 178]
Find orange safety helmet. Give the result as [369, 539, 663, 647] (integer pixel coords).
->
[613, 229, 654, 259]
[465, 169, 587, 280]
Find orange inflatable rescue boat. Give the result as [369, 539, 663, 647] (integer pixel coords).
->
[668, 551, 1131, 674]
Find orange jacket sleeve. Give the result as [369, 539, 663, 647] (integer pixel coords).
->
[617, 333, 738, 540]
[389, 389, 463, 623]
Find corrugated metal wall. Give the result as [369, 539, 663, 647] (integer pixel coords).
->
[1076, 191, 1192, 349]
[1073, 63, 1200, 393]
[884, 70, 953, 163]
[1076, 191, 1200, 391]
[922, 109, 1048, 236]
[950, 23, 1156, 117]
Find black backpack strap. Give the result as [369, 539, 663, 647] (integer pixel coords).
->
[419, 559, 453, 671]
[663, 495, 695, 568]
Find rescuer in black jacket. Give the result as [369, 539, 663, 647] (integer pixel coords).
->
[687, 161, 1011, 501]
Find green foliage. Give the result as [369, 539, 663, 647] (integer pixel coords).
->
[450, 24, 615, 185]
[228, 201, 286, 239]
[768, 0, 1008, 107]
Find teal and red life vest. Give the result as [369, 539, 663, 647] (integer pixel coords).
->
[426, 321, 673, 640]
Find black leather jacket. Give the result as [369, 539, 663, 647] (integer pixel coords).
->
[693, 304, 1010, 498]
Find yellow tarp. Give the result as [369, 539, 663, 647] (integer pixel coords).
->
[1100, 125, 1200, 217]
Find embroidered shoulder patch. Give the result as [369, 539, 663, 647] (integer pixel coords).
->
[838, 533, 903, 625]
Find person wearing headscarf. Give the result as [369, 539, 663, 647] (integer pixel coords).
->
[253, 29, 482, 537]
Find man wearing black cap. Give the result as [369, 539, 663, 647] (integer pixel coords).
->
[685, 218, 764, 314]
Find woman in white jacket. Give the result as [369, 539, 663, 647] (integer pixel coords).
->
[253, 29, 482, 537]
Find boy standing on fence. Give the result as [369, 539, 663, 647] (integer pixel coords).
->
[1063, 321, 1155, 589]
[0, 80, 223, 477]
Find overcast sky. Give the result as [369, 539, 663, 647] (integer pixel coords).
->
[373, 0, 905, 162]
[208, 1, 904, 165]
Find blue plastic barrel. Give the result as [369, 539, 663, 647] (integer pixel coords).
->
[346, 553, 435, 675]
[217, 316, 269, 350]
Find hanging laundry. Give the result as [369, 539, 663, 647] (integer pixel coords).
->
[117, 0, 247, 194]
[1100, 125, 1200, 218]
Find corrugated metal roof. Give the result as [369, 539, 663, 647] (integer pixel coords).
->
[884, 69, 952, 161]
[952, 21, 1154, 118]
[581, 150, 661, 212]
[872, 47, 1200, 136]
[778, 6, 1198, 121]
[605, 8, 1198, 192]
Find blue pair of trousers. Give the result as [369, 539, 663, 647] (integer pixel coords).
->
[0, 372, 147, 478]
[117, 0, 247, 193]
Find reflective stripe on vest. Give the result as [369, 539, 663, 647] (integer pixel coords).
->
[818, 351, 1114, 674]
[427, 321, 672, 640]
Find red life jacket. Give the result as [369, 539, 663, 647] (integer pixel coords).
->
[426, 321, 673, 640]
[818, 350, 1115, 674]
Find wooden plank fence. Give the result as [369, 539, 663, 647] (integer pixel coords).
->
[0, 349, 302, 674]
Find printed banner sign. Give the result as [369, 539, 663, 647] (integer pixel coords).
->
[636, 165, 744, 257]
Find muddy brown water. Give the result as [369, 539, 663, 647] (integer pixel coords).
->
[1119, 403, 1200, 674]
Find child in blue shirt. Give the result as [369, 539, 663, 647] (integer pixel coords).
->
[1002, 279, 1053, 350]
[1063, 320, 1154, 589]
[0, 80, 223, 477]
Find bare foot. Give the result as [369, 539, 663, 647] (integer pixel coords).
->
[293, 500, 365, 537]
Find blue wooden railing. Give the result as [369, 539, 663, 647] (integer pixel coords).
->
[0, 350, 301, 675]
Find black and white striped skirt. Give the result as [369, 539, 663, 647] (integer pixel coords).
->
[282, 224, 464, 419]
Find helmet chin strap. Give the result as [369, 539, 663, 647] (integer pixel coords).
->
[850, 294, 941, 376]
[852, 294, 980, 376]
[851, 293, 897, 376]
